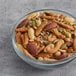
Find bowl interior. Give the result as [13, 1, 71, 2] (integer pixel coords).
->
[12, 9, 76, 66]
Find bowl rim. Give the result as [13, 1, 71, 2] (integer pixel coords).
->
[12, 9, 76, 66]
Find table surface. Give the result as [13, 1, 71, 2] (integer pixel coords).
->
[0, 0, 76, 76]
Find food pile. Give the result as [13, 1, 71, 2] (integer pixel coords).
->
[15, 11, 76, 61]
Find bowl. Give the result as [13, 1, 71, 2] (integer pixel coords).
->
[12, 9, 76, 70]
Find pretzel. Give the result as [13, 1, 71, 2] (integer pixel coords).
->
[46, 39, 64, 53]
[73, 36, 76, 51]
[15, 27, 28, 32]
[16, 43, 35, 59]
[23, 33, 29, 48]
[40, 15, 55, 20]
[53, 20, 74, 30]
[51, 28, 66, 39]
[15, 32, 22, 44]
[35, 20, 47, 36]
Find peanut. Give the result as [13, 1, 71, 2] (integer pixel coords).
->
[55, 51, 61, 56]
[38, 57, 43, 60]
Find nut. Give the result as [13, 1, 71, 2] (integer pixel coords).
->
[55, 53, 68, 60]
[17, 19, 29, 28]
[43, 22, 58, 31]
[26, 43, 38, 56]
[55, 51, 61, 56]
[38, 57, 43, 60]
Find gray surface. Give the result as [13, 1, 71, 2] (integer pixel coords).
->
[0, 0, 76, 76]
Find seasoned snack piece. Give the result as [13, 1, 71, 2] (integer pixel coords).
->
[43, 22, 58, 31]
[59, 14, 66, 19]
[59, 49, 66, 53]
[55, 51, 61, 56]
[54, 20, 74, 30]
[15, 32, 22, 44]
[38, 57, 44, 61]
[45, 12, 56, 16]
[54, 53, 68, 60]
[51, 28, 66, 39]
[27, 13, 39, 20]
[36, 52, 51, 58]
[36, 18, 41, 27]
[43, 58, 57, 61]
[48, 35, 56, 42]
[44, 44, 54, 52]
[35, 20, 47, 36]
[38, 45, 45, 53]
[26, 43, 38, 56]
[21, 34, 25, 44]
[17, 19, 29, 28]
[46, 39, 64, 53]
[40, 15, 55, 20]
[16, 43, 35, 59]
[73, 36, 76, 51]
[67, 47, 74, 53]
[15, 27, 28, 32]
[23, 33, 29, 48]
[28, 27, 35, 41]
[64, 17, 75, 23]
